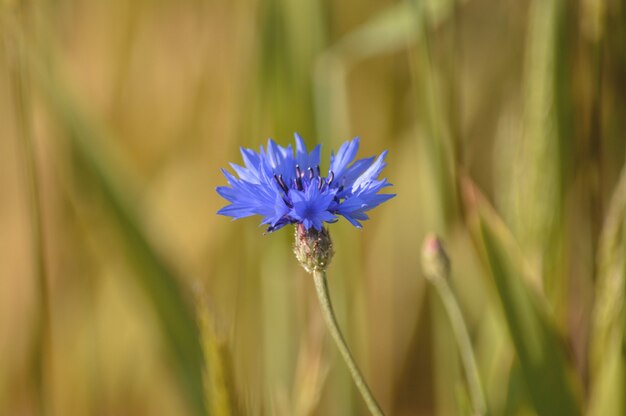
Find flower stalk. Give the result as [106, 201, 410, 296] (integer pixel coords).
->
[294, 224, 383, 415]
[312, 269, 384, 416]
[422, 234, 487, 416]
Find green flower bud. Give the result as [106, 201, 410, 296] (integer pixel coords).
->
[421, 233, 450, 282]
[294, 224, 334, 273]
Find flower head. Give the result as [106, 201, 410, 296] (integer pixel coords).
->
[216, 133, 395, 233]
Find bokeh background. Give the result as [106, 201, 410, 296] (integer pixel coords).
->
[1, 0, 625, 415]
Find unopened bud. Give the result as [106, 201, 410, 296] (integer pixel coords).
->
[294, 224, 334, 273]
[421, 233, 450, 282]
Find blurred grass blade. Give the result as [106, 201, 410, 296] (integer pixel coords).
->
[509, 0, 570, 305]
[329, 1, 417, 64]
[5, 14, 51, 415]
[29, 57, 209, 415]
[252, 0, 324, 140]
[197, 299, 238, 416]
[314, 1, 420, 142]
[314, 0, 458, 228]
[409, 0, 459, 231]
[291, 330, 328, 416]
[462, 178, 581, 416]
[588, 162, 626, 416]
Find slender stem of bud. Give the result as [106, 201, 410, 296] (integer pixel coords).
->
[432, 277, 487, 416]
[312, 270, 384, 416]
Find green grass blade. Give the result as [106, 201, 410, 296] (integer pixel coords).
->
[29, 58, 209, 416]
[5, 15, 51, 415]
[197, 298, 238, 416]
[463, 179, 581, 416]
[509, 0, 569, 305]
[410, 2, 459, 231]
[330, 1, 418, 63]
[588, 162, 626, 416]
[314, 1, 422, 143]
[315, 0, 458, 229]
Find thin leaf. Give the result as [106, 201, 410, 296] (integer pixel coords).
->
[508, 0, 570, 304]
[588, 162, 626, 416]
[463, 178, 581, 416]
[197, 297, 238, 416]
[29, 56, 209, 415]
[314, 1, 422, 145]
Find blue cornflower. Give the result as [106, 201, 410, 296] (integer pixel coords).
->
[216, 133, 395, 232]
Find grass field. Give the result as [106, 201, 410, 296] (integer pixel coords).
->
[1, 0, 625, 415]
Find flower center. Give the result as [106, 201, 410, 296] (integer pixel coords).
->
[301, 204, 316, 219]
[272, 164, 337, 195]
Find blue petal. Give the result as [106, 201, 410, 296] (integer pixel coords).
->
[341, 213, 364, 228]
[330, 137, 360, 179]
[295, 133, 309, 167]
[240, 148, 262, 177]
[294, 133, 322, 173]
[342, 156, 375, 185]
[288, 180, 337, 230]
[309, 144, 321, 170]
[217, 204, 255, 219]
[229, 163, 257, 184]
[266, 138, 296, 181]
[216, 185, 238, 201]
[351, 150, 388, 191]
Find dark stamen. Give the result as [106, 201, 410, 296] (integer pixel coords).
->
[316, 165, 321, 177]
[274, 174, 289, 194]
[295, 165, 304, 190]
[308, 167, 314, 180]
[327, 171, 335, 187]
[294, 177, 303, 191]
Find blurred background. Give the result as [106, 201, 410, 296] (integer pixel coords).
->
[1, 0, 625, 415]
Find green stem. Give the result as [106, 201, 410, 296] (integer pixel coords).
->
[432, 277, 486, 416]
[312, 270, 384, 416]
